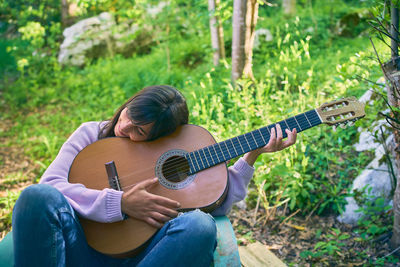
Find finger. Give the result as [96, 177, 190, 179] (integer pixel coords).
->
[145, 217, 164, 229]
[151, 194, 181, 209]
[150, 211, 174, 223]
[267, 127, 276, 146]
[276, 124, 283, 141]
[153, 204, 179, 218]
[293, 128, 297, 142]
[284, 128, 297, 147]
[138, 177, 159, 189]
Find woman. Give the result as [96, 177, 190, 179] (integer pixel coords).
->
[12, 85, 297, 266]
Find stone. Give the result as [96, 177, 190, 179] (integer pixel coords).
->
[338, 87, 396, 225]
[334, 10, 369, 37]
[254, 29, 273, 49]
[337, 158, 394, 225]
[58, 12, 154, 66]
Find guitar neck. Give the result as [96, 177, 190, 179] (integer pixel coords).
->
[185, 109, 322, 174]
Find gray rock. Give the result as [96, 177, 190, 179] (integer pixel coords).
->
[338, 87, 395, 225]
[254, 29, 273, 49]
[58, 12, 153, 66]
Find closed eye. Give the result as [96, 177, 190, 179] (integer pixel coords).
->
[134, 126, 145, 136]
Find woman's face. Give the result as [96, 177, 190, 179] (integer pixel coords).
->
[114, 108, 154, 141]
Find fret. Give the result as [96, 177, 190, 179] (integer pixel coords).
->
[293, 115, 303, 131]
[243, 134, 251, 151]
[258, 128, 267, 144]
[191, 152, 200, 171]
[207, 146, 216, 165]
[285, 118, 297, 131]
[195, 150, 205, 169]
[223, 141, 232, 159]
[250, 131, 259, 147]
[238, 135, 250, 151]
[187, 153, 197, 173]
[296, 113, 311, 130]
[201, 148, 210, 167]
[266, 125, 271, 134]
[230, 139, 238, 157]
[225, 141, 233, 158]
[302, 112, 312, 127]
[213, 144, 222, 162]
[283, 120, 290, 131]
[252, 129, 264, 147]
[236, 136, 245, 154]
[217, 143, 227, 161]
[305, 110, 321, 126]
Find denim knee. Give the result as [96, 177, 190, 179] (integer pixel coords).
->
[13, 184, 70, 217]
[181, 210, 217, 244]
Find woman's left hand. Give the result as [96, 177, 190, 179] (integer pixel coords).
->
[243, 124, 297, 166]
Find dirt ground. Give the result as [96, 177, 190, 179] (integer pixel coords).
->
[229, 205, 398, 266]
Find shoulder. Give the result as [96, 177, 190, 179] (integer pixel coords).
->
[66, 121, 105, 146]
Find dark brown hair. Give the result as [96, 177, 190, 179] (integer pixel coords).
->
[99, 85, 189, 140]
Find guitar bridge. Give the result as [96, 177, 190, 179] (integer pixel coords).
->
[105, 161, 122, 191]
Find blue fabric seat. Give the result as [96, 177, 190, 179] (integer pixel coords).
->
[0, 231, 13, 266]
[0, 216, 240, 266]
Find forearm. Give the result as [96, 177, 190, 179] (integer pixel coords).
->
[40, 122, 125, 223]
[211, 158, 254, 216]
[243, 150, 262, 166]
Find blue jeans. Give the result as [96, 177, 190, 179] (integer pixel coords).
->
[12, 184, 217, 267]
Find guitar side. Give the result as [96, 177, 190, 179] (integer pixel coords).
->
[68, 124, 229, 257]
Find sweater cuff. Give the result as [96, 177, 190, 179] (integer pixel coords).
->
[106, 189, 124, 222]
[233, 157, 255, 179]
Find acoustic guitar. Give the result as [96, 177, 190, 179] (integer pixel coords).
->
[68, 97, 365, 257]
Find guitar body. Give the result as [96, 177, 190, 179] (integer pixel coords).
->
[68, 124, 228, 257]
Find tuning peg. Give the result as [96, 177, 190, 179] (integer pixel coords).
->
[347, 121, 354, 127]
[340, 123, 347, 129]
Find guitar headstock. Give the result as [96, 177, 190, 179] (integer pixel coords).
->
[316, 97, 365, 126]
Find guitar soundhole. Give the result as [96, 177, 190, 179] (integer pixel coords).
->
[162, 156, 190, 183]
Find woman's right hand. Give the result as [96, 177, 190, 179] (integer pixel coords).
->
[121, 177, 181, 228]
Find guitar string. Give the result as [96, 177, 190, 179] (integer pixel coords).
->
[123, 113, 322, 181]
[117, 113, 321, 180]
[157, 111, 321, 175]
[117, 112, 321, 180]
[187, 112, 321, 172]
[93, 108, 352, 191]
[115, 112, 322, 188]
[115, 118, 323, 191]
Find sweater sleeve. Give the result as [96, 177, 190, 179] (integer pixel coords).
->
[211, 157, 254, 216]
[39, 122, 124, 223]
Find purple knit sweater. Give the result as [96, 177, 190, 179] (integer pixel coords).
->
[39, 122, 254, 223]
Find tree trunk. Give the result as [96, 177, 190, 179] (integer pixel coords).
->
[282, 0, 296, 15]
[231, 0, 247, 82]
[61, 0, 77, 28]
[216, 0, 226, 62]
[61, 0, 69, 29]
[388, 3, 400, 249]
[243, 0, 258, 80]
[208, 0, 225, 66]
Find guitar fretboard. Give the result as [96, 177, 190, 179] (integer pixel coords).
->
[185, 109, 322, 175]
